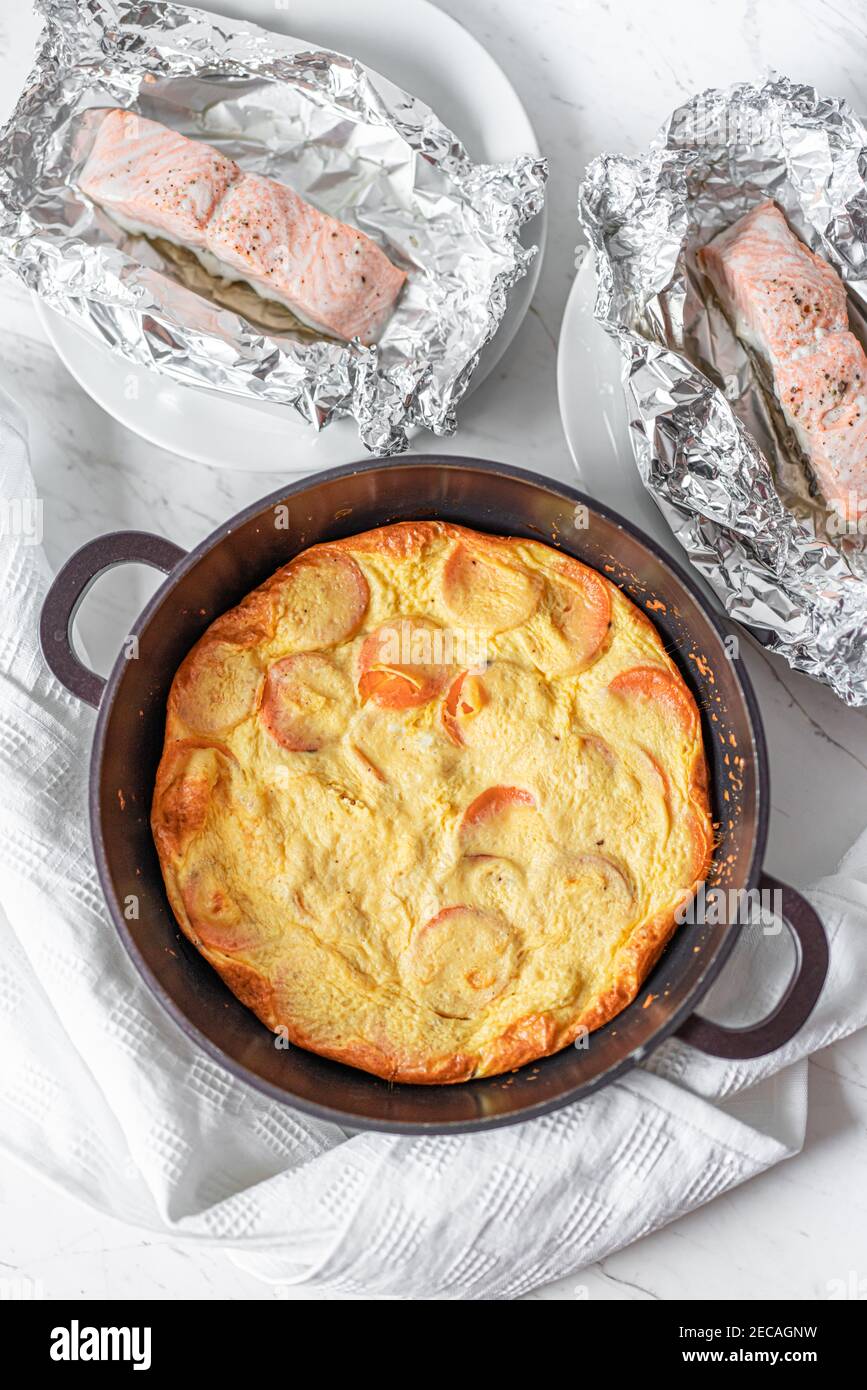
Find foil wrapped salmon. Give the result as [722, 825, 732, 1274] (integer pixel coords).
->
[79, 109, 406, 344]
[699, 200, 866, 524]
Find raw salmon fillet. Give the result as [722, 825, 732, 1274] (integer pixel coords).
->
[699, 199, 866, 523]
[78, 109, 406, 344]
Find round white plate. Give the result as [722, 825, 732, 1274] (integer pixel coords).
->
[557, 250, 724, 611]
[558, 251, 732, 622]
[556, 249, 678, 553]
[37, 0, 545, 473]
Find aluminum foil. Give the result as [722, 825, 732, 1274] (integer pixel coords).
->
[579, 75, 867, 706]
[0, 0, 546, 457]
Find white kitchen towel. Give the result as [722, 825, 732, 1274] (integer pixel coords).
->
[1, 388, 866, 1300]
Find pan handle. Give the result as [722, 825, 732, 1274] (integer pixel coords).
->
[676, 873, 828, 1059]
[39, 531, 186, 709]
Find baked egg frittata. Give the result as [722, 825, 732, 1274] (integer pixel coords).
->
[151, 522, 711, 1082]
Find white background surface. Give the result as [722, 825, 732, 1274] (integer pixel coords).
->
[1, 0, 866, 1301]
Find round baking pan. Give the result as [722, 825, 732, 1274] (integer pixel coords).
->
[39, 457, 828, 1132]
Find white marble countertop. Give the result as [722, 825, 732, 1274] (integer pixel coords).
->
[1, 0, 866, 1301]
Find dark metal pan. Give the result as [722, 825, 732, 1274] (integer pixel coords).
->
[39, 457, 828, 1132]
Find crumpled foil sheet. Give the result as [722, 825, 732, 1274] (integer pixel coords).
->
[579, 75, 867, 706]
[0, 0, 547, 457]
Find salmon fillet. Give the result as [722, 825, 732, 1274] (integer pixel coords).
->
[699, 200, 866, 523]
[775, 333, 867, 522]
[78, 109, 238, 251]
[698, 200, 848, 359]
[207, 174, 405, 346]
[78, 109, 406, 344]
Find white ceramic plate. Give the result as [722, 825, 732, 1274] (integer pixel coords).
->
[557, 250, 724, 612]
[556, 250, 676, 551]
[37, 0, 545, 473]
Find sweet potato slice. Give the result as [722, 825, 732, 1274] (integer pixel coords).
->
[442, 542, 540, 633]
[275, 550, 369, 649]
[442, 671, 487, 746]
[358, 618, 452, 710]
[609, 664, 699, 737]
[403, 906, 519, 1019]
[261, 652, 353, 752]
[549, 557, 612, 671]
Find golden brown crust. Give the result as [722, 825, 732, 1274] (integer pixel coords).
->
[330, 521, 443, 558]
[152, 519, 711, 1085]
[152, 739, 232, 859]
[477, 1011, 560, 1077]
[216, 956, 278, 1024]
